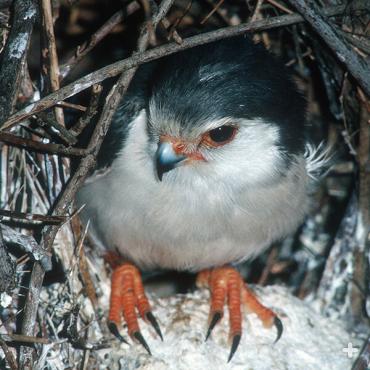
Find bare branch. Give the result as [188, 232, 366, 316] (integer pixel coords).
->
[0, 132, 88, 157]
[18, 1, 176, 368]
[286, 0, 370, 96]
[60, 2, 141, 79]
[0, 0, 37, 122]
[0, 338, 18, 370]
[40, 0, 64, 126]
[0, 4, 347, 132]
[0, 209, 66, 225]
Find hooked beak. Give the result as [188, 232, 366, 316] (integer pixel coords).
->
[155, 141, 186, 181]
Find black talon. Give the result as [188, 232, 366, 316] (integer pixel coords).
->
[146, 311, 163, 341]
[227, 334, 241, 363]
[205, 311, 222, 341]
[108, 322, 128, 344]
[273, 316, 283, 343]
[133, 331, 152, 355]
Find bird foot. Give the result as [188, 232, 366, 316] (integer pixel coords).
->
[196, 266, 283, 362]
[107, 261, 163, 355]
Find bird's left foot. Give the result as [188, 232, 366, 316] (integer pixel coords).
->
[196, 266, 283, 362]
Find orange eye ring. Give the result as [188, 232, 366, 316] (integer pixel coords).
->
[201, 125, 238, 148]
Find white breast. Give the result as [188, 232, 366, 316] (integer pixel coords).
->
[77, 111, 310, 271]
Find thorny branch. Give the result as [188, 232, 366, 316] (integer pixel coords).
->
[18, 0, 175, 368]
[0, 209, 66, 225]
[286, 0, 370, 96]
[0, 4, 347, 131]
[40, 0, 64, 126]
[0, 0, 37, 122]
[0, 0, 368, 368]
[0, 131, 88, 157]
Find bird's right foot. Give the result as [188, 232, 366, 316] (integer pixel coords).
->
[107, 259, 163, 354]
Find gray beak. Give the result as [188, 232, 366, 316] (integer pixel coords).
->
[155, 142, 186, 181]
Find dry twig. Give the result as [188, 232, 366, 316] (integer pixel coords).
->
[286, 0, 370, 96]
[0, 5, 347, 131]
[18, 0, 176, 368]
[0, 0, 37, 122]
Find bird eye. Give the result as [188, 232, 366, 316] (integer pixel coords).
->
[203, 125, 237, 147]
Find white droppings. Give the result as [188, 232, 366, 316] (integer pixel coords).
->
[24, 8, 36, 20]
[92, 286, 361, 370]
[24, 103, 35, 113]
[9, 33, 28, 59]
[0, 292, 12, 308]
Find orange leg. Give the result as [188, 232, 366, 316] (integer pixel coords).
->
[197, 266, 283, 362]
[106, 258, 162, 354]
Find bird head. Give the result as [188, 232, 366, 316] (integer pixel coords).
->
[133, 37, 306, 188]
[142, 37, 305, 185]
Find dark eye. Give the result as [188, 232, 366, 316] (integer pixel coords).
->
[203, 125, 237, 147]
[209, 126, 236, 142]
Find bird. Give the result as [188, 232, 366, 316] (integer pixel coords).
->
[77, 34, 315, 361]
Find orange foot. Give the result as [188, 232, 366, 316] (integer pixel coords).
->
[106, 259, 162, 354]
[197, 266, 283, 362]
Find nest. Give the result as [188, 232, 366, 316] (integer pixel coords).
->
[0, 0, 369, 368]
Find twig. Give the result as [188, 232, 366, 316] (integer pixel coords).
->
[0, 220, 16, 293]
[201, 0, 225, 25]
[0, 333, 50, 344]
[0, 209, 66, 225]
[202, 0, 230, 25]
[0, 4, 347, 131]
[251, 0, 264, 22]
[140, 0, 156, 45]
[78, 222, 98, 311]
[257, 246, 278, 285]
[150, 0, 183, 43]
[341, 31, 370, 56]
[266, 0, 293, 15]
[35, 112, 78, 145]
[350, 88, 370, 323]
[286, 0, 370, 97]
[352, 335, 370, 370]
[61, 305, 108, 350]
[0, 132, 88, 157]
[1, 223, 52, 271]
[0, 0, 37, 123]
[0, 339, 18, 370]
[40, 0, 64, 127]
[60, 2, 141, 79]
[18, 1, 176, 368]
[55, 101, 87, 112]
[70, 84, 102, 136]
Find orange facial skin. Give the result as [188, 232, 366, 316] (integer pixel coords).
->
[159, 125, 238, 164]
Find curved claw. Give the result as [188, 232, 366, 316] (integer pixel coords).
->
[227, 334, 241, 363]
[146, 311, 163, 341]
[205, 311, 222, 341]
[273, 317, 283, 343]
[108, 322, 128, 344]
[133, 331, 152, 355]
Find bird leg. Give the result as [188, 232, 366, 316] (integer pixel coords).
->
[105, 256, 163, 354]
[196, 266, 283, 362]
